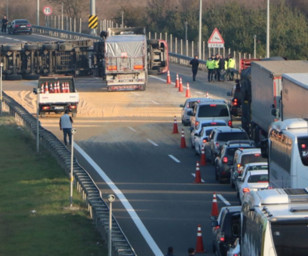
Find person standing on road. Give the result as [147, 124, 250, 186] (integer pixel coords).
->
[59, 109, 73, 146]
[206, 56, 215, 82]
[190, 55, 199, 82]
[165, 246, 175, 256]
[1, 16, 8, 33]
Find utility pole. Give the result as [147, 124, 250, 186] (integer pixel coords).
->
[198, 0, 202, 59]
[37, 0, 40, 25]
[266, 0, 270, 58]
[90, 0, 97, 35]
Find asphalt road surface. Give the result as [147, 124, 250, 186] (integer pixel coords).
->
[3, 53, 240, 255]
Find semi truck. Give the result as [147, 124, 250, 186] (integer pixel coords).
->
[104, 28, 148, 91]
[33, 76, 79, 117]
[241, 60, 308, 148]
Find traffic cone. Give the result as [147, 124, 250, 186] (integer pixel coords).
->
[66, 82, 70, 93]
[50, 83, 54, 93]
[211, 193, 219, 218]
[185, 82, 191, 98]
[40, 83, 45, 94]
[166, 70, 171, 84]
[180, 128, 186, 148]
[179, 77, 183, 92]
[175, 73, 179, 88]
[195, 225, 205, 253]
[45, 82, 49, 94]
[194, 161, 202, 183]
[172, 116, 179, 134]
[205, 91, 209, 98]
[200, 146, 206, 166]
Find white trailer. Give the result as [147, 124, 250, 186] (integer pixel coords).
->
[105, 32, 148, 91]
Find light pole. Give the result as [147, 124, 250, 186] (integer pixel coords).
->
[121, 11, 124, 28]
[6, 0, 9, 20]
[254, 35, 257, 58]
[184, 20, 188, 42]
[108, 194, 115, 256]
[61, 2, 64, 30]
[37, 0, 40, 25]
[0, 63, 3, 116]
[266, 0, 270, 58]
[70, 128, 76, 208]
[198, 0, 202, 58]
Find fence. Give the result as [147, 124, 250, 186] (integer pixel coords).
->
[2, 93, 136, 256]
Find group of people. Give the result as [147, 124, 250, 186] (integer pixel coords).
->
[1, 15, 8, 33]
[190, 54, 236, 82]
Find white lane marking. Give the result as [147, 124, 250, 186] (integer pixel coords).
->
[151, 100, 160, 105]
[147, 139, 158, 147]
[191, 173, 205, 183]
[128, 126, 137, 132]
[217, 194, 231, 206]
[131, 92, 140, 96]
[74, 143, 164, 256]
[168, 154, 181, 163]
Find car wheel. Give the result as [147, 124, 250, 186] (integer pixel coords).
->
[24, 44, 39, 51]
[43, 44, 57, 51]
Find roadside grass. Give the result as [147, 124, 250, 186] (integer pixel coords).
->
[0, 115, 107, 256]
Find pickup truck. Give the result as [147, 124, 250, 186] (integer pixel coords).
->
[33, 76, 79, 117]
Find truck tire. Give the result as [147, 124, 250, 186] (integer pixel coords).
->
[43, 44, 57, 51]
[6, 74, 22, 80]
[24, 44, 40, 51]
[3, 44, 22, 51]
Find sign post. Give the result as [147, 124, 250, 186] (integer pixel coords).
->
[208, 28, 225, 56]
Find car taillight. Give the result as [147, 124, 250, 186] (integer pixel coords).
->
[214, 225, 220, 230]
[107, 65, 117, 71]
[202, 139, 207, 143]
[42, 106, 50, 110]
[14, 25, 19, 28]
[228, 120, 232, 127]
[216, 142, 219, 148]
[133, 65, 143, 70]
[195, 121, 199, 128]
[220, 236, 225, 242]
[243, 187, 250, 193]
[222, 156, 228, 163]
[69, 105, 76, 110]
[233, 98, 238, 106]
[27, 24, 31, 27]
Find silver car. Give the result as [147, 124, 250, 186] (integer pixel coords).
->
[180, 98, 208, 126]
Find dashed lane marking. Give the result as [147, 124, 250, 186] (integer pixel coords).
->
[128, 126, 137, 132]
[74, 143, 164, 256]
[217, 193, 231, 206]
[147, 139, 158, 147]
[168, 154, 180, 163]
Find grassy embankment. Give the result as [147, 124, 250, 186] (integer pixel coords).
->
[0, 115, 107, 256]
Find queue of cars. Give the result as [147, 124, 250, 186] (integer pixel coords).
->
[180, 96, 270, 256]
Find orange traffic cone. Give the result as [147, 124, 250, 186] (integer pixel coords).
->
[66, 82, 70, 93]
[45, 82, 49, 94]
[195, 225, 205, 253]
[166, 70, 171, 84]
[185, 82, 191, 98]
[180, 128, 186, 148]
[211, 192, 219, 218]
[40, 83, 45, 94]
[172, 116, 179, 134]
[200, 146, 206, 166]
[175, 73, 179, 88]
[194, 161, 202, 183]
[205, 91, 209, 98]
[179, 77, 183, 92]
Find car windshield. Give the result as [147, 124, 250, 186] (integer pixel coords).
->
[198, 104, 229, 117]
[247, 174, 268, 183]
[217, 132, 249, 142]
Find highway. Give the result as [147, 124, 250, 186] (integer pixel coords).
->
[2, 32, 240, 256]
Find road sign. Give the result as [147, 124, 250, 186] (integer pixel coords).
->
[208, 28, 225, 48]
[43, 6, 53, 16]
[88, 15, 98, 29]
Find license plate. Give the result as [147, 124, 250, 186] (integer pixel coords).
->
[54, 106, 64, 110]
[20, 25, 26, 28]
[118, 75, 132, 80]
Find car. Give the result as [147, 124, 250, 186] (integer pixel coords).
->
[189, 98, 232, 130]
[7, 19, 32, 35]
[180, 98, 208, 126]
[229, 80, 242, 117]
[234, 162, 268, 193]
[191, 119, 227, 149]
[214, 140, 255, 183]
[209, 127, 249, 162]
[212, 206, 241, 256]
[238, 169, 269, 203]
[230, 148, 267, 188]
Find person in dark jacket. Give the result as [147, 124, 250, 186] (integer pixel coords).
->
[165, 246, 175, 256]
[1, 16, 8, 33]
[190, 55, 199, 81]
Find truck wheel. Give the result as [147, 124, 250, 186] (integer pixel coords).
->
[6, 74, 22, 80]
[23, 73, 39, 80]
[24, 44, 40, 51]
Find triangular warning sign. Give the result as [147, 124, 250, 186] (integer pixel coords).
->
[208, 28, 224, 44]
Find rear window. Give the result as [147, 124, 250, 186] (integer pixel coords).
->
[241, 154, 266, 165]
[217, 132, 249, 142]
[226, 148, 237, 157]
[15, 20, 29, 24]
[247, 174, 268, 183]
[247, 165, 268, 171]
[198, 104, 229, 117]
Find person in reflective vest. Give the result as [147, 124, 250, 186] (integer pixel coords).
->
[227, 54, 236, 81]
[206, 56, 215, 82]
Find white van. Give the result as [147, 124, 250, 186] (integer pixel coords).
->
[189, 98, 232, 129]
[268, 118, 308, 188]
[241, 188, 308, 256]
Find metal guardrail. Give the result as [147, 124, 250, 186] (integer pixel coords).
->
[2, 92, 136, 256]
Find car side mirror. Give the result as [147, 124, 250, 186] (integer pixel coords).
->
[179, 104, 184, 108]
[33, 88, 38, 94]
